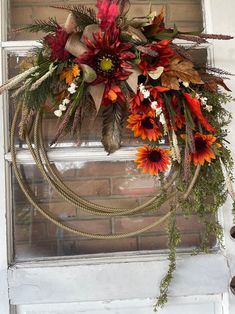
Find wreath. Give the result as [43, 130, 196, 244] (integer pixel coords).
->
[1, 0, 235, 310]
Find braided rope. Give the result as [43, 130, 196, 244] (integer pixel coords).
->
[11, 103, 200, 239]
[34, 111, 178, 215]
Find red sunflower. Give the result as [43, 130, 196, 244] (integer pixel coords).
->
[135, 145, 171, 176]
[138, 40, 174, 75]
[127, 111, 162, 141]
[44, 26, 70, 61]
[76, 29, 135, 85]
[182, 132, 218, 166]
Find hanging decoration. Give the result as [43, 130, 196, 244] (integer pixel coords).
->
[1, 0, 235, 311]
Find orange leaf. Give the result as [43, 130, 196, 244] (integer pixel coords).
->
[72, 64, 80, 78]
[60, 64, 80, 85]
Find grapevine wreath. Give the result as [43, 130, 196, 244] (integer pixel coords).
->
[1, 0, 235, 310]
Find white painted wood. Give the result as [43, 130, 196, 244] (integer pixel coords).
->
[203, 1, 235, 313]
[8, 254, 229, 305]
[0, 0, 11, 312]
[15, 295, 224, 314]
[1, 41, 41, 49]
[5, 146, 155, 163]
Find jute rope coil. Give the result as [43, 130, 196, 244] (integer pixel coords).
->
[11, 103, 200, 239]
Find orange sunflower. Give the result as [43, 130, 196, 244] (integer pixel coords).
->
[182, 132, 218, 166]
[127, 111, 162, 141]
[135, 145, 171, 176]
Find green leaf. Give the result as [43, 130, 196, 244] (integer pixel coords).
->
[184, 104, 195, 130]
[151, 27, 179, 40]
[52, 5, 97, 31]
[163, 94, 176, 124]
[20, 17, 59, 33]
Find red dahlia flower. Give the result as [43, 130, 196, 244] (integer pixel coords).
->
[135, 145, 171, 176]
[138, 40, 174, 75]
[44, 27, 70, 61]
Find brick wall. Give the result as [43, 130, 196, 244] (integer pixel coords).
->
[9, 0, 207, 260]
[9, 0, 203, 40]
[13, 160, 211, 259]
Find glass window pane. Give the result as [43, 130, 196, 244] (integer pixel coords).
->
[12, 161, 215, 260]
[8, 0, 203, 40]
[7, 0, 208, 262]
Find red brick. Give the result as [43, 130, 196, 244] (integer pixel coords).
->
[139, 235, 168, 250]
[15, 222, 47, 241]
[169, 4, 202, 22]
[138, 196, 174, 216]
[15, 242, 57, 260]
[114, 216, 168, 234]
[77, 197, 140, 218]
[24, 178, 110, 200]
[76, 161, 137, 177]
[176, 215, 206, 233]
[127, 4, 165, 19]
[181, 233, 201, 247]
[43, 201, 77, 218]
[67, 179, 111, 197]
[167, 21, 203, 33]
[11, 7, 33, 26]
[112, 177, 158, 196]
[31, 7, 68, 24]
[77, 238, 137, 254]
[139, 233, 201, 250]
[47, 218, 112, 238]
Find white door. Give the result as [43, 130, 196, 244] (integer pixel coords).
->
[0, 0, 235, 313]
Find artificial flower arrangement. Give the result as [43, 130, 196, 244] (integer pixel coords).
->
[1, 0, 235, 311]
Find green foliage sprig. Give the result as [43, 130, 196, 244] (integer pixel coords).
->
[19, 17, 59, 33]
[154, 211, 181, 311]
[51, 5, 98, 31]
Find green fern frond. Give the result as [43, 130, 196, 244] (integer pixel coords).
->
[18, 17, 59, 33]
[51, 5, 98, 31]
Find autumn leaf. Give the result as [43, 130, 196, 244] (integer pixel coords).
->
[60, 64, 80, 85]
[184, 93, 216, 132]
[152, 7, 165, 26]
[202, 74, 231, 92]
[161, 56, 204, 90]
[143, 7, 166, 37]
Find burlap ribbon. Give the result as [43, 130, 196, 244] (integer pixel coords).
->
[63, 13, 144, 111]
